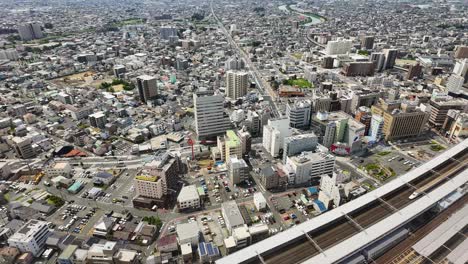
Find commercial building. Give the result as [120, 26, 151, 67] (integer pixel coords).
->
[225, 71, 249, 99]
[355, 106, 372, 135]
[342, 62, 375, 76]
[8, 220, 50, 256]
[194, 91, 230, 139]
[325, 39, 353, 55]
[258, 166, 288, 190]
[350, 90, 381, 114]
[227, 155, 249, 184]
[372, 101, 429, 141]
[87, 241, 117, 263]
[428, 97, 467, 128]
[286, 100, 311, 128]
[221, 201, 245, 233]
[282, 133, 318, 163]
[176, 222, 200, 245]
[17, 22, 43, 41]
[454, 46, 468, 59]
[262, 117, 292, 157]
[284, 149, 336, 186]
[136, 75, 158, 103]
[177, 185, 200, 210]
[135, 175, 163, 199]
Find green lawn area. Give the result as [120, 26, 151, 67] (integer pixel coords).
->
[283, 78, 314, 88]
[377, 151, 391, 156]
[112, 18, 146, 27]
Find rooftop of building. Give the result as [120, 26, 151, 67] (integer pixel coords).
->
[177, 185, 199, 202]
[135, 175, 159, 182]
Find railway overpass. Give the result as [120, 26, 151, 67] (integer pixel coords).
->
[216, 139, 468, 264]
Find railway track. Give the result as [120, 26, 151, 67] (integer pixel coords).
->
[258, 150, 468, 264]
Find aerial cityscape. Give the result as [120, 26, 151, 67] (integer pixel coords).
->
[0, 0, 467, 263]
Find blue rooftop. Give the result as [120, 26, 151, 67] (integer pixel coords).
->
[314, 200, 327, 212]
[308, 187, 318, 195]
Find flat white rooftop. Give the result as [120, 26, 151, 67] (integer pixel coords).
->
[216, 139, 468, 264]
[412, 204, 468, 257]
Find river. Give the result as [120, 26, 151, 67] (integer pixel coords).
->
[278, 4, 324, 26]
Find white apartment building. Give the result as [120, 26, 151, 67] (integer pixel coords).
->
[284, 150, 336, 186]
[134, 175, 163, 199]
[221, 201, 245, 233]
[177, 185, 201, 210]
[262, 118, 292, 157]
[194, 92, 230, 139]
[12, 136, 36, 159]
[253, 192, 267, 211]
[45, 162, 72, 178]
[369, 115, 384, 142]
[226, 71, 249, 99]
[283, 133, 319, 163]
[8, 220, 50, 256]
[325, 39, 353, 55]
[318, 174, 342, 209]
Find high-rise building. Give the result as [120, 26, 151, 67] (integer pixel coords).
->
[0, 49, 19, 61]
[370, 52, 386, 72]
[371, 101, 429, 141]
[283, 133, 318, 163]
[350, 90, 381, 114]
[325, 39, 353, 55]
[136, 75, 158, 103]
[406, 63, 423, 80]
[113, 65, 126, 78]
[383, 49, 398, 69]
[452, 59, 468, 82]
[17, 22, 43, 41]
[286, 100, 311, 128]
[225, 57, 245, 70]
[262, 117, 292, 157]
[322, 56, 334, 69]
[8, 220, 50, 256]
[160, 26, 178, 40]
[225, 71, 249, 99]
[369, 115, 384, 142]
[360, 36, 374, 50]
[194, 92, 230, 139]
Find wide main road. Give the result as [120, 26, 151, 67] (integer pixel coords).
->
[239, 148, 468, 264]
[210, 0, 281, 118]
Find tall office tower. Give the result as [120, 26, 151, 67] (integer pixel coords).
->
[454, 46, 468, 59]
[225, 71, 249, 99]
[371, 101, 429, 141]
[325, 39, 353, 55]
[370, 52, 386, 72]
[194, 92, 230, 139]
[17, 22, 43, 41]
[369, 115, 384, 142]
[383, 49, 398, 69]
[406, 63, 423, 80]
[286, 100, 312, 128]
[452, 59, 468, 82]
[136, 75, 158, 103]
[159, 26, 178, 40]
[360, 36, 374, 50]
[225, 57, 245, 70]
